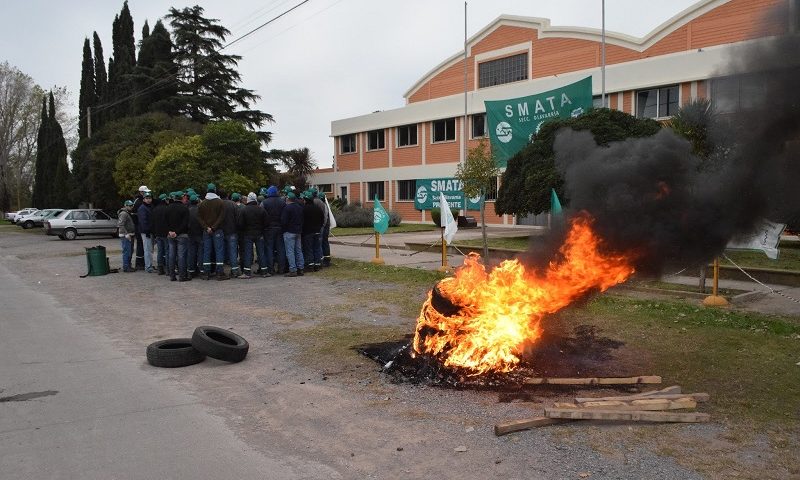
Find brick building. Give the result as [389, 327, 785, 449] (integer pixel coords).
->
[309, 0, 789, 225]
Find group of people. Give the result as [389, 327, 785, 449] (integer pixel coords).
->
[116, 183, 332, 281]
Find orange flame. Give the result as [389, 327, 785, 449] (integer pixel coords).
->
[412, 214, 635, 375]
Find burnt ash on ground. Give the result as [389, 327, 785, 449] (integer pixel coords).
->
[355, 324, 630, 391]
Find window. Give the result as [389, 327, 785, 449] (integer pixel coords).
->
[367, 129, 385, 151]
[69, 210, 89, 221]
[471, 113, 486, 139]
[478, 52, 528, 88]
[90, 211, 110, 220]
[432, 118, 456, 143]
[712, 75, 766, 114]
[367, 181, 385, 201]
[592, 95, 610, 109]
[485, 177, 499, 201]
[396, 124, 417, 147]
[340, 134, 357, 154]
[316, 184, 332, 193]
[397, 180, 416, 201]
[636, 85, 679, 118]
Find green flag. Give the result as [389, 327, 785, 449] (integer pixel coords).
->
[550, 188, 563, 217]
[373, 195, 389, 234]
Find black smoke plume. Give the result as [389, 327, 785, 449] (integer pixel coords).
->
[551, 3, 800, 275]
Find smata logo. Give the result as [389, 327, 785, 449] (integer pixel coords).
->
[495, 122, 513, 143]
[374, 209, 382, 223]
[416, 185, 428, 204]
[469, 194, 481, 204]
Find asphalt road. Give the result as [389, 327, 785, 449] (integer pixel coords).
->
[0, 262, 338, 480]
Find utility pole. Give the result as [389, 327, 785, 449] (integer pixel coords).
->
[86, 107, 92, 139]
[601, 0, 606, 107]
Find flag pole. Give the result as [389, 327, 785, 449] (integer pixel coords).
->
[702, 257, 728, 306]
[601, 0, 606, 106]
[438, 227, 450, 272]
[371, 232, 385, 264]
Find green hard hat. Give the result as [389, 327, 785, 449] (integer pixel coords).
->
[158, 193, 167, 201]
[124, 200, 134, 206]
[231, 192, 241, 201]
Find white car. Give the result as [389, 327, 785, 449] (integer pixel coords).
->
[17, 209, 64, 229]
[8, 208, 38, 223]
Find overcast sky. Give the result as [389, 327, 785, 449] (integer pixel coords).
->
[1, 0, 699, 168]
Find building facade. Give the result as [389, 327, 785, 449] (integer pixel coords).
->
[310, 0, 788, 225]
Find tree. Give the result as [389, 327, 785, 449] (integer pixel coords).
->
[48, 92, 71, 207]
[31, 97, 48, 208]
[133, 20, 177, 115]
[78, 38, 96, 140]
[146, 135, 209, 194]
[496, 108, 661, 217]
[107, 1, 137, 121]
[166, 6, 274, 135]
[267, 147, 315, 187]
[0, 63, 41, 211]
[92, 32, 108, 131]
[456, 140, 499, 259]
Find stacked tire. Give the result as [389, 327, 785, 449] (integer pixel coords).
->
[146, 326, 249, 368]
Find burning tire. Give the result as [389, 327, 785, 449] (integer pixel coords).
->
[146, 338, 206, 368]
[430, 280, 462, 317]
[191, 326, 249, 363]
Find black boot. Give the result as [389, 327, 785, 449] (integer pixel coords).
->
[297, 269, 304, 276]
[158, 266, 165, 275]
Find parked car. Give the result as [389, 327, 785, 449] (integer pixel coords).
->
[17, 209, 64, 229]
[44, 209, 118, 240]
[7, 208, 38, 222]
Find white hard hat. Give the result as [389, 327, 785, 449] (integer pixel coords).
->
[138, 185, 149, 192]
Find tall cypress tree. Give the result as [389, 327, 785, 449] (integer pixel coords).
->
[133, 19, 177, 115]
[108, 2, 136, 121]
[49, 92, 70, 207]
[92, 32, 108, 131]
[78, 38, 96, 140]
[31, 97, 48, 208]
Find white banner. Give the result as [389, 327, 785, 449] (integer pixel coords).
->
[726, 219, 785, 260]
[439, 192, 458, 245]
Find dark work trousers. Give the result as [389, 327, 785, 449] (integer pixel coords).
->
[321, 224, 331, 266]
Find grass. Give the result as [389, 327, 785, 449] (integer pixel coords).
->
[723, 240, 800, 271]
[315, 258, 446, 288]
[331, 223, 439, 236]
[627, 279, 747, 296]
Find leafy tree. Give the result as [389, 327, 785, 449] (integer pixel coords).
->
[217, 170, 256, 196]
[31, 92, 70, 208]
[146, 136, 209, 194]
[78, 38, 96, 140]
[456, 140, 499, 259]
[31, 97, 48, 208]
[166, 5, 274, 135]
[496, 108, 661, 216]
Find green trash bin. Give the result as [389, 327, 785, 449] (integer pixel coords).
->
[84, 245, 110, 277]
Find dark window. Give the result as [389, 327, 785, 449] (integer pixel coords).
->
[471, 113, 486, 139]
[432, 118, 456, 143]
[712, 75, 767, 114]
[397, 180, 416, 201]
[396, 124, 418, 147]
[592, 95, 610, 108]
[70, 210, 89, 220]
[636, 85, 678, 118]
[92, 211, 110, 220]
[478, 53, 528, 88]
[367, 181, 385, 201]
[340, 134, 357, 154]
[316, 184, 332, 193]
[367, 129, 385, 151]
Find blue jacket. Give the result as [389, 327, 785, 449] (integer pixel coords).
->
[137, 203, 153, 234]
[261, 194, 285, 228]
[280, 201, 304, 234]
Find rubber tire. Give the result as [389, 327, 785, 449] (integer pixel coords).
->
[191, 326, 249, 363]
[431, 281, 462, 317]
[146, 338, 206, 368]
[63, 228, 77, 240]
[23, 220, 34, 229]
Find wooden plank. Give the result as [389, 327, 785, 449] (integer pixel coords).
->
[641, 385, 682, 396]
[544, 408, 710, 423]
[575, 392, 709, 403]
[523, 376, 661, 386]
[559, 398, 697, 411]
[494, 417, 570, 436]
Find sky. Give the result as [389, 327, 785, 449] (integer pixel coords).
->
[1, 0, 700, 169]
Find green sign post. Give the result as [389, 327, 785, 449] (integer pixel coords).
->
[485, 76, 593, 167]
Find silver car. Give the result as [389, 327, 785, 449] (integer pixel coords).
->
[17, 209, 64, 229]
[44, 209, 118, 240]
[8, 208, 38, 223]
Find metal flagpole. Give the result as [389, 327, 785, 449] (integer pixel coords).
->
[463, 2, 468, 169]
[601, 0, 606, 106]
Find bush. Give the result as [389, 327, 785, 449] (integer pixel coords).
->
[333, 203, 402, 228]
[429, 207, 459, 226]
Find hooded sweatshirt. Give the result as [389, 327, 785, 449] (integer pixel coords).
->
[197, 192, 224, 230]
